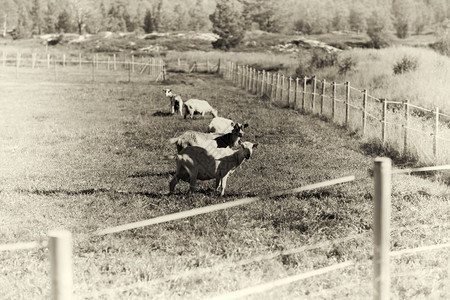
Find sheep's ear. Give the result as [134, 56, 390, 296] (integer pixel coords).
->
[252, 143, 258, 149]
[243, 123, 249, 128]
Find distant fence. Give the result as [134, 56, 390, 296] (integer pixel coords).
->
[3, 160, 450, 299]
[0, 51, 166, 83]
[219, 61, 450, 165]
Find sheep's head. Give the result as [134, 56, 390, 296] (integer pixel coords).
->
[163, 88, 173, 97]
[241, 141, 258, 159]
[231, 122, 249, 138]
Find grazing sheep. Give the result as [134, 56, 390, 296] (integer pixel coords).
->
[183, 99, 218, 119]
[163, 88, 183, 116]
[208, 117, 248, 134]
[169, 141, 258, 196]
[169, 123, 247, 153]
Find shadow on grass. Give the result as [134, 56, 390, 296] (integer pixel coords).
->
[16, 188, 165, 199]
[152, 111, 173, 117]
[129, 170, 175, 178]
[360, 138, 418, 166]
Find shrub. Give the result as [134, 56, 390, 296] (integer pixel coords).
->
[310, 49, 338, 69]
[338, 56, 356, 75]
[393, 56, 419, 74]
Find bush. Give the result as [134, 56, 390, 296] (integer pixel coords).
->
[393, 56, 419, 74]
[310, 49, 338, 69]
[338, 56, 356, 75]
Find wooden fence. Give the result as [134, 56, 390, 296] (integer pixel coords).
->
[0, 51, 166, 83]
[2, 160, 450, 299]
[219, 61, 450, 165]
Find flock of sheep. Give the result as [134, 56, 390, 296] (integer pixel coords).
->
[163, 88, 258, 196]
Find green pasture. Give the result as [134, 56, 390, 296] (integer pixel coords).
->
[0, 67, 449, 299]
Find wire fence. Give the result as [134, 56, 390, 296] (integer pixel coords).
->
[219, 61, 450, 165]
[2, 162, 450, 299]
[0, 51, 166, 83]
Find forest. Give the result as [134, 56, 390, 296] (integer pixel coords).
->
[2, 0, 450, 41]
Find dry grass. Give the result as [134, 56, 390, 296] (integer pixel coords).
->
[0, 67, 449, 299]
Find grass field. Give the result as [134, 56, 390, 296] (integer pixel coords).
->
[0, 68, 449, 299]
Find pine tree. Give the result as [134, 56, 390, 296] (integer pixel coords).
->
[209, 0, 245, 50]
[30, 0, 43, 35]
[143, 9, 154, 33]
[56, 9, 72, 33]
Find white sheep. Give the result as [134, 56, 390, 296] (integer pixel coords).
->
[163, 88, 183, 116]
[169, 141, 258, 196]
[183, 99, 218, 119]
[208, 117, 241, 133]
[169, 123, 247, 153]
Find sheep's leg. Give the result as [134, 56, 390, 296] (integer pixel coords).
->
[169, 175, 179, 194]
[189, 168, 198, 192]
[171, 105, 175, 114]
[215, 176, 222, 191]
[219, 174, 229, 196]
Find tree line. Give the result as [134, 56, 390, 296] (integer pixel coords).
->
[2, 0, 450, 47]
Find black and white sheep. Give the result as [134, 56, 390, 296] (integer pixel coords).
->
[163, 88, 183, 116]
[169, 141, 258, 196]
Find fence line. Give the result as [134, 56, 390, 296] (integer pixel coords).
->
[206, 261, 354, 300]
[220, 60, 450, 165]
[0, 51, 166, 83]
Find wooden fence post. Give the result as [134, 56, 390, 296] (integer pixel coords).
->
[381, 99, 387, 144]
[49, 230, 73, 300]
[288, 76, 292, 107]
[345, 82, 350, 126]
[54, 56, 57, 81]
[403, 99, 409, 156]
[373, 157, 391, 300]
[294, 77, 299, 110]
[332, 82, 336, 121]
[47, 54, 50, 69]
[302, 76, 307, 112]
[261, 70, 265, 97]
[320, 79, 326, 115]
[16, 53, 20, 78]
[280, 74, 285, 104]
[79, 53, 82, 69]
[311, 76, 317, 113]
[362, 90, 368, 136]
[132, 55, 135, 73]
[433, 107, 439, 162]
[63, 54, 66, 67]
[113, 54, 117, 70]
[91, 59, 95, 82]
[32, 53, 36, 68]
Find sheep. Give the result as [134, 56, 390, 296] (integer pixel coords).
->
[208, 117, 249, 134]
[169, 141, 258, 196]
[163, 88, 183, 116]
[169, 122, 247, 153]
[183, 99, 218, 119]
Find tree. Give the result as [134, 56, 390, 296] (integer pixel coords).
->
[241, 0, 283, 32]
[43, 1, 57, 33]
[392, 0, 414, 38]
[209, 0, 245, 50]
[30, 0, 43, 35]
[173, 3, 188, 31]
[348, 6, 367, 34]
[143, 9, 154, 33]
[0, 0, 18, 37]
[366, 8, 393, 48]
[15, 3, 32, 39]
[56, 9, 73, 33]
[188, 0, 209, 31]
